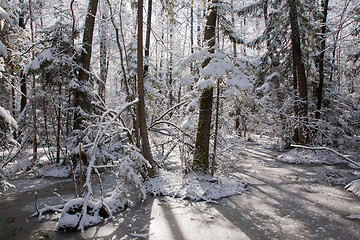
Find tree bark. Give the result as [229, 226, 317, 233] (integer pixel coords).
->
[193, 0, 217, 174]
[74, 0, 99, 130]
[98, 3, 108, 103]
[144, 0, 152, 76]
[315, 0, 329, 119]
[20, 71, 27, 113]
[137, 0, 156, 177]
[288, 0, 308, 144]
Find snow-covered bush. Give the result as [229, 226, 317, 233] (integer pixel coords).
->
[0, 105, 17, 147]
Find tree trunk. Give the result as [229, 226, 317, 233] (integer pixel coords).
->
[98, 3, 108, 103]
[56, 84, 62, 163]
[137, 0, 156, 177]
[193, 0, 217, 174]
[315, 0, 329, 119]
[144, 0, 152, 76]
[74, 0, 99, 130]
[20, 71, 26, 113]
[288, 0, 308, 144]
[29, 0, 37, 162]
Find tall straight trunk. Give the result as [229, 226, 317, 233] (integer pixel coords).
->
[144, 0, 152, 75]
[168, 27, 174, 109]
[137, 0, 156, 177]
[288, 0, 308, 144]
[292, 50, 299, 142]
[29, 0, 37, 162]
[56, 84, 62, 163]
[20, 72, 27, 113]
[19, 7, 27, 116]
[193, 0, 217, 174]
[98, 4, 108, 103]
[74, 0, 99, 130]
[315, 0, 329, 119]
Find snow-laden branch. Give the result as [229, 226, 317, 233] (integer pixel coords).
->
[77, 98, 139, 233]
[291, 144, 360, 168]
[148, 101, 187, 129]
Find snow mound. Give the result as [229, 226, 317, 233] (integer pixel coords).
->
[36, 164, 71, 178]
[55, 198, 111, 231]
[278, 149, 342, 165]
[145, 170, 247, 201]
[345, 179, 360, 197]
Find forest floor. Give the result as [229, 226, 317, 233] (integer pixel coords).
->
[0, 140, 359, 240]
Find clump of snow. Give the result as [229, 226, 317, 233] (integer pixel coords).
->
[278, 149, 343, 165]
[145, 170, 247, 201]
[55, 198, 111, 231]
[103, 191, 128, 213]
[0, 41, 7, 58]
[180, 73, 194, 86]
[181, 48, 209, 65]
[226, 73, 252, 90]
[0, 7, 11, 22]
[196, 78, 215, 89]
[0, 105, 17, 129]
[26, 49, 54, 73]
[345, 179, 360, 197]
[201, 58, 233, 78]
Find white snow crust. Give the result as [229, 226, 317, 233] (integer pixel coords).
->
[278, 149, 343, 165]
[145, 170, 247, 201]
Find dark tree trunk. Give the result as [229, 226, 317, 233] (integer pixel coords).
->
[315, 0, 329, 119]
[137, 0, 156, 177]
[193, 0, 217, 174]
[20, 71, 27, 113]
[98, 6, 108, 103]
[56, 84, 62, 163]
[74, 0, 99, 130]
[144, 0, 152, 76]
[288, 0, 308, 144]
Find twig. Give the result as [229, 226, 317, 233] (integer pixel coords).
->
[291, 144, 360, 168]
[68, 152, 79, 198]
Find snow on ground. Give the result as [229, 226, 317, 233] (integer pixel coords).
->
[278, 147, 360, 198]
[36, 163, 71, 178]
[145, 170, 247, 201]
[346, 179, 360, 197]
[277, 148, 343, 165]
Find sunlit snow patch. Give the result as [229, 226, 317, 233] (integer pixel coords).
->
[145, 170, 247, 201]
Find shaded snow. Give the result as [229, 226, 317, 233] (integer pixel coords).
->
[36, 164, 71, 178]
